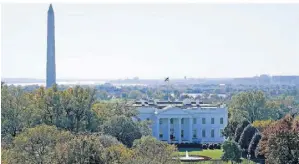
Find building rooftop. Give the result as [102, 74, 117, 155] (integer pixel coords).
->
[133, 99, 226, 109]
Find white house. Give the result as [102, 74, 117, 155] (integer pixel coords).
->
[135, 99, 228, 144]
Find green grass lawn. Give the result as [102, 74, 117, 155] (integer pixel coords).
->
[177, 148, 257, 164]
[177, 148, 223, 159]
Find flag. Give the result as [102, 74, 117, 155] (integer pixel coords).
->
[165, 77, 169, 82]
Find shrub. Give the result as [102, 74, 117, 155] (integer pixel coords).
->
[213, 143, 218, 148]
[208, 144, 214, 149]
[198, 144, 202, 149]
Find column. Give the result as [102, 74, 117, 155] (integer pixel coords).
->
[167, 118, 171, 143]
[178, 118, 182, 143]
[197, 120, 201, 143]
[189, 117, 193, 143]
[156, 117, 159, 140]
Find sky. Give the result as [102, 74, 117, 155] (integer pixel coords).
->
[1, 3, 299, 80]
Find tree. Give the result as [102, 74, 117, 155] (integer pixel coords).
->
[128, 90, 143, 99]
[137, 120, 152, 136]
[32, 86, 98, 133]
[230, 91, 266, 123]
[1, 85, 39, 147]
[103, 144, 134, 164]
[252, 120, 274, 132]
[258, 114, 299, 164]
[132, 136, 179, 164]
[98, 134, 122, 148]
[234, 120, 250, 143]
[102, 115, 142, 147]
[54, 134, 106, 164]
[238, 124, 258, 151]
[92, 101, 138, 122]
[221, 140, 242, 164]
[223, 113, 246, 139]
[248, 132, 262, 158]
[6, 125, 72, 164]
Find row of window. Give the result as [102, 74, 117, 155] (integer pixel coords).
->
[159, 118, 224, 125]
[159, 129, 224, 138]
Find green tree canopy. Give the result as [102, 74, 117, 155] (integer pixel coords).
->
[248, 132, 262, 158]
[221, 140, 242, 164]
[234, 119, 250, 143]
[230, 91, 266, 123]
[101, 115, 142, 147]
[238, 124, 258, 151]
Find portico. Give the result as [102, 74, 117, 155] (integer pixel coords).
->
[156, 117, 194, 143]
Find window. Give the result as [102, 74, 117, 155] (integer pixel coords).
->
[211, 118, 215, 124]
[159, 130, 163, 138]
[193, 118, 197, 124]
[220, 129, 224, 137]
[181, 118, 184, 124]
[202, 118, 206, 124]
[170, 118, 174, 124]
[193, 130, 197, 138]
[159, 119, 162, 125]
[202, 130, 206, 138]
[211, 129, 215, 138]
[181, 130, 184, 137]
[220, 117, 224, 124]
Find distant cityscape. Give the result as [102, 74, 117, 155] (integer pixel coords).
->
[2, 75, 299, 86]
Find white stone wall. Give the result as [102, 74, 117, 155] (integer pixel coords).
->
[137, 106, 228, 144]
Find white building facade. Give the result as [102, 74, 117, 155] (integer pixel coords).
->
[136, 100, 228, 144]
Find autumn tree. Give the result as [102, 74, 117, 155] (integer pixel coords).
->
[258, 114, 299, 164]
[5, 125, 72, 164]
[103, 144, 134, 164]
[252, 120, 274, 132]
[132, 136, 179, 164]
[54, 134, 105, 164]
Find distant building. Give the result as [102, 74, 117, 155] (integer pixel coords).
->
[134, 99, 228, 144]
[46, 4, 56, 88]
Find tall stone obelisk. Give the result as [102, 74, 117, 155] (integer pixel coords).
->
[46, 4, 56, 88]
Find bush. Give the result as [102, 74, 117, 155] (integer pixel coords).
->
[202, 144, 207, 149]
[208, 144, 214, 149]
[213, 143, 218, 148]
[198, 144, 202, 149]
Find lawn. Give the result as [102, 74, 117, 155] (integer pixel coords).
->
[177, 148, 224, 159]
[177, 148, 257, 164]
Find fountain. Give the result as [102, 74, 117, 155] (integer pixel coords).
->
[174, 151, 205, 162]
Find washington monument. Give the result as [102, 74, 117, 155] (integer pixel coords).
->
[46, 4, 56, 88]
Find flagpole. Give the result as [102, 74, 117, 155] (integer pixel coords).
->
[167, 78, 170, 101]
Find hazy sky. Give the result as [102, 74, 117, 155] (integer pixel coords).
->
[2, 3, 299, 79]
